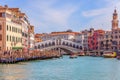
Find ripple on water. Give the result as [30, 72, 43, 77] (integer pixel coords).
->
[0, 56, 120, 80]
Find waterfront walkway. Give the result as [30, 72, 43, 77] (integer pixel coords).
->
[0, 50, 119, 64]
[0, 50, 61, 63]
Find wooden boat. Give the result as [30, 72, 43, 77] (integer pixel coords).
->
[78, 51, 85, 56]
[70, 54, 77, 58]
[91, 54, 98, 57]
[103, 51, 116, 58]
[117, 56, 120, 60]
[116, 53, 120, 60]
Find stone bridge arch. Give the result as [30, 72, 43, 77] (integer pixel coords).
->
[35, 39, 83, 53]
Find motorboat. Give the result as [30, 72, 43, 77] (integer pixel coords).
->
[103, 51, 116, 58]
[70, 54, 77, 58]
[78, 51, 85, 56]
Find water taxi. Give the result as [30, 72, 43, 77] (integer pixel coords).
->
[70, 54, 77, 58]
[103, 51, 116, 58]
[117, 56, 120, 60]
[78, 51, 85, 56]
[116, 53, 120, 60]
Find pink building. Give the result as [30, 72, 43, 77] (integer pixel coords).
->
[88, 30, 105, 51]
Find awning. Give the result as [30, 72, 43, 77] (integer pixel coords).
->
[12, 47, 23, 50]
[29, 48, 34, 50]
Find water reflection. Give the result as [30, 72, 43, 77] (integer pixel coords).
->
[0, 63, 28, 80]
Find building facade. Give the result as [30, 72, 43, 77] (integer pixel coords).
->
[88, 29, 105, 51]
[35, 31, 80, 42]
[81, 29, 90, 51]
[28, 25, 34, 49]
[111, 9, 120, 52]
[98, 31, 112, 51]
[0, 5, 33, 53]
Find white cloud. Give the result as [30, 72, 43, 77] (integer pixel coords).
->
[20, 0, 120, 32]
[26, 0, 78, 33]
[82, 8, 107, 17]
[82, 0, 120, 31]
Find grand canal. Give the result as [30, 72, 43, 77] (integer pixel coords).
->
[0, 56, 120, 80]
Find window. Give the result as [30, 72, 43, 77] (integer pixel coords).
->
[15, 28, 16, 32]
[111, 35, 113, 38]
[0, 34, 2, 40]
[10, 36, 11, 41]
[0, 13, 2, 17]
[22, 32, 24, 36]
[106, 35, 108, 38]
[12, 36, 14, 42]
[2, 13, 5, 17]
[7, 25, 8, 31]
[0, 25, 2, 30]
[14, 37, 16, 42]
[112, 41, 117, 45]
[12, 27, 13, 32]
[20, 38, 22, 42]
[7, 35, 9, 41]
[115, 31, 117, 34]
[16, 37, 17, 42]
[10, 26, 11, 31]
[115, 36, 118, 39]
[16, 28, 17, 33]
[13, 27, 14, 32]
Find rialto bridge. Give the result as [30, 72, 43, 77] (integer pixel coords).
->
[34, 39, 83, 54]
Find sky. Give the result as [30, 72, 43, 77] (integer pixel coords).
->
[0, 0, 120, 33]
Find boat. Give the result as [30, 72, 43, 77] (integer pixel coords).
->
[103, 51, 116, 58]
[70, 54, 77, 58]
[116, 53, 120, 60]
[117, 56, 120, 60]
[78, 51, 85, 56]
[90, 54, 98, 57]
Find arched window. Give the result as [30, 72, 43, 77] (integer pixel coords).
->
[49, 42, 52, 46]
[76, 45, 79, 49]
[45, 43, 48, 47]
[0, 34, 2, 40]
[34, 46, 37, 49]
[66, 42, 68, 46]
[62, 42, 65, 45]
[80, 46, 82, 50]
[7, 25, 9, 31]
[7, 35, 9, 41]
[0, 25, 2, 30]
[38, 45, 40, 49]
[52, 42, 55, 45]
[41, 44, 44, 48]
[73, 44, 75, 48]
[70, 43, 72, 47]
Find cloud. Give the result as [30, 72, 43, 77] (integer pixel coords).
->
[81, 0, 120, 31]
[26, 0, 78, 33]
[2, 0, 120, 33]
[82, 8, 107, 17]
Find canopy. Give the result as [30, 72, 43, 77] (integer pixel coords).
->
[12, 47, 23, 50]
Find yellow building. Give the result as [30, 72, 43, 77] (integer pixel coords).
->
[0, 5, 32, 53]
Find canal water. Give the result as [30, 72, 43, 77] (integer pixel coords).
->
[0, 56, 120, 80]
